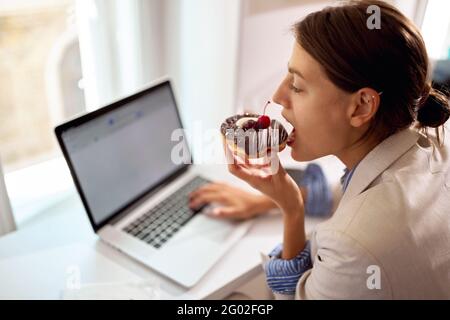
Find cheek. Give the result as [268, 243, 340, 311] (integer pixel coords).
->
[292, 97, 348, 157]
[295, 99, 335, 138]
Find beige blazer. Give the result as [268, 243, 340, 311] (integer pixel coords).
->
[291, 126, 450, 299]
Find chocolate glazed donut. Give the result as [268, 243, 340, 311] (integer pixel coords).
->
[221, 113, 289, 159]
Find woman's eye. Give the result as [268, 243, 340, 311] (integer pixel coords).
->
[289, 83, 302, 93]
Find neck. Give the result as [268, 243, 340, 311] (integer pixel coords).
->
[335, 133, 381, 170]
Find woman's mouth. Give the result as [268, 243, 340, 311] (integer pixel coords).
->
[287, 128, 296, 146]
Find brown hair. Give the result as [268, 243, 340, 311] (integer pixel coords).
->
[293, 0, 450, 144]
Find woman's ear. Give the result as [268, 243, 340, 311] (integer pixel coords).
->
[349, 88, 381, 128]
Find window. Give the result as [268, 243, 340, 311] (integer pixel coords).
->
[421, 0, 450, 60]
[0, 0, 82, 226]
[0, 0, 82, 170]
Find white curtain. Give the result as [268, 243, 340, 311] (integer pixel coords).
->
[0, 160, 16, 236]
[76, 0, 165, 110]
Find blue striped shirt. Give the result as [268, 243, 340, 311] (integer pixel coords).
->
[299, 163, 333, 218]
[264, 164, 358, 296]
[340, 165, 358, 193]
[265, 241, 312, 295]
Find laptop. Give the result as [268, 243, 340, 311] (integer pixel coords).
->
[55, 77, 252, 288]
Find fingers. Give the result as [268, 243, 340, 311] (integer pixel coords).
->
[236, 154, 285, 179]
[228, 161, 258, 185]
[255, 151, 286, 177]
[221, 142, 255, 180]
[222, 139, 286, 184]
[189, 189, 226, 209]
[189, 182, 226, 198]
[240, 161, 271, 170]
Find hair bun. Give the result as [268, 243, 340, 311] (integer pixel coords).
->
[417, 89, 450, 128]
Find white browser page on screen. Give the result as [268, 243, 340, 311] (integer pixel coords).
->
[62, 84, 188, 225]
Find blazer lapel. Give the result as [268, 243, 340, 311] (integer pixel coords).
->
[339, 127, 420, 205]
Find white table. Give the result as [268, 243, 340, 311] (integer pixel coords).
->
[0, 154, 343, 299]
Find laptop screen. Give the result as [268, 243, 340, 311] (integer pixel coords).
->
[58, 81, 190, 228]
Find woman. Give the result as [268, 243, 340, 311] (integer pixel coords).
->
[193, 0, 450, 299]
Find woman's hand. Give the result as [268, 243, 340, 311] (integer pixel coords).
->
[188, 182, 277, 220]
[224, 144, 304, 215]
[224, 144, 307, 259]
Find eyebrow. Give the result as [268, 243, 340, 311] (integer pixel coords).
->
[287, 62, 306, 80]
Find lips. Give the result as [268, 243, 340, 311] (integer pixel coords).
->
[287, 128, 296, 146]
[282, 115, 296, 147]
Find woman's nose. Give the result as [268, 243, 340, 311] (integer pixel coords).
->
[272, 77, 289, 109]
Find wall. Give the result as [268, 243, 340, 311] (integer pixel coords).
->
[163, 0, 241, 163]
[235, 0, 332, 122]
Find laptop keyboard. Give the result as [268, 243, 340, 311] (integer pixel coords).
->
[123, 176, 210, 249]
